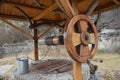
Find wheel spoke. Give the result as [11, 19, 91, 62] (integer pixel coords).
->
[72, 32, 81, 46]
[79, 20, 88, 32]
[90, 33, 95, 44]
[81, 45, 90, 57]
[78, 20, 90, 57]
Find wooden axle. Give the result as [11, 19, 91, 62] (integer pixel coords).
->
[39, 35, 64, 45]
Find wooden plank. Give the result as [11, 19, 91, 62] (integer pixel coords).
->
[33, 3, 58, 21]
[47, 63, 71, 73]
[0, 17, 33, 39]
[73, 61, 82, 80]
[34, 28, 39, 60]
[58, 65, 72, 73]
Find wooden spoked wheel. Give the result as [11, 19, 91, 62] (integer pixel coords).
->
[64, 14, 98, 63]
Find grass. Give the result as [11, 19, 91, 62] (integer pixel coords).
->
[103, 71, 114, 80]
[93, 52, 120, 70]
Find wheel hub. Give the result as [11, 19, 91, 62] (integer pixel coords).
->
[81, 32, 90, 46]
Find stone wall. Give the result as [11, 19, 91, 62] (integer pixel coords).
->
[92, 7, 120, 53]
[98, 37, 120, 53]
[0, 36, 119, 54]
[1, 41, 34, 54]
[0, 40, 66, 54]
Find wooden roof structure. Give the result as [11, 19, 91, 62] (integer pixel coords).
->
[0, 0, 120, 22]
[0, 0, 120, 61]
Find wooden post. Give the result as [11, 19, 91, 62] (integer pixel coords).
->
[34, 28, 39, 60]
[73, 61, 82, 80]
[72, 1, 99, 79]
[56, 0, 83, 80]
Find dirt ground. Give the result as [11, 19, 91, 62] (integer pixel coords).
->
[0, 50, 120, 80]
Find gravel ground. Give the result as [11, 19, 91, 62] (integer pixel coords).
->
[0, 65, 13, 75]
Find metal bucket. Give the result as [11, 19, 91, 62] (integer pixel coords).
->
[15, 57, 29, 75]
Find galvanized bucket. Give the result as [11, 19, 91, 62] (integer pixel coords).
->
[15, 57, 29, 75]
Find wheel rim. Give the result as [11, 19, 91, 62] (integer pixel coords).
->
[64, 14, 98, 63]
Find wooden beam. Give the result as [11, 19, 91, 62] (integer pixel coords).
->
[0, 17, 34, 39]
[94, 2, 115, 12]
[71, 0, 80, 15]
[34, 28, 39, 60]
[0, 13, 63, 22]
[33, 3, 58, 21]
[14, 6, 32, 24]
[112, 0, 120, 4]
[33, 0, 46, 9]
[3, 1, 44, 10]
[0, 14, 28, 21]
[86, 0, 99, 16]
[56, 0, 74, 18]
[38, 26, 53, 39]
[55, 0, 66, 14]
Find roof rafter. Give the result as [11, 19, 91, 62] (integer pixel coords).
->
[93, 2, 120, 14]
[3, 1, 44, 10]
[33, 3, 59, 21]
[112, 0, 120, 4]
[0, 14, 27, 21]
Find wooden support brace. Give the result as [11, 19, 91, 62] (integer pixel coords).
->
[33, 0, 46, 9]
[112, 0, 120, 4]
[0, 17, 33, 39]
[94, 10, 101, 26]
[55, 0, 66, 14]
[86, 0, 99, 16]
[33, 3, 58, 21]
[38, 26, 53, 39]
[14, 6, 33, 25]
[55, 0, 74, 18]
